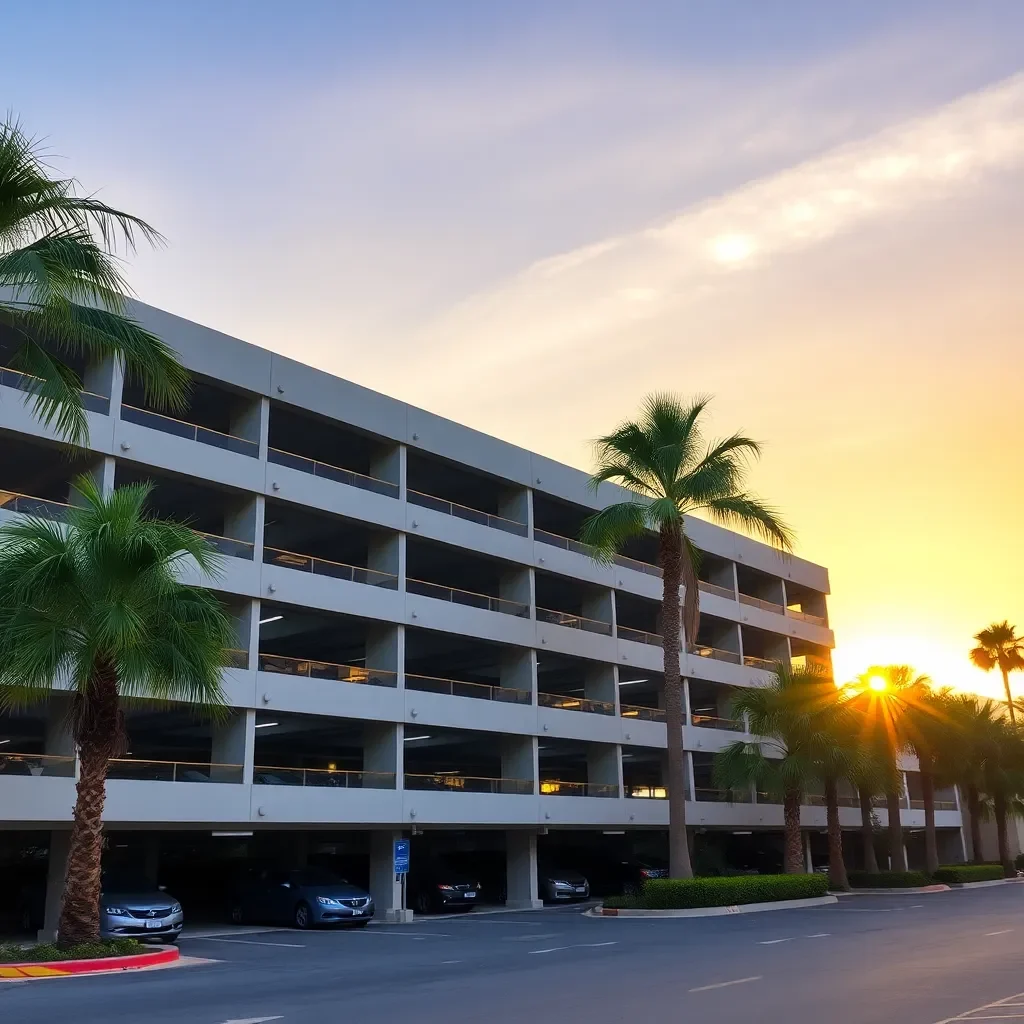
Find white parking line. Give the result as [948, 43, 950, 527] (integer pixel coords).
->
[688, 976, 762, 993]
[192, 937, 306, 948]
[580, 941, 618, 948]
[806, 933, 831, 938]
[931, 989, 1024, 1022]
[527, 941, 617, 954]
[528, 946, 569, 954]
[441, 960, 463, 964]
[985, 929, 1013, 936]
[758, 938, 794, 945]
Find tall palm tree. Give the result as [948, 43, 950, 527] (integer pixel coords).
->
[978, 716, 1024, 876]
[970, 622, 1024, 725]
[0, 476, 232, 944]
[0, 119, 187, 443]
[581, 394, 792, 879]
[849, 742, 893, 875]
[846, 666, 931, 872]
[714, 665, 831, 876]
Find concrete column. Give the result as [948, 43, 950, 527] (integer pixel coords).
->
[682, 678, 691, 724]
[370, 830, 413, 923]
[229, 394, 264, 446]
[498, 487, 530, 532]
[368, 532, 402, 581]
[70, 457, 116, 505]
[587, 743, 620, 796]
[364, 721, 401, 786]
[500, 648, 536, 700]
[39, 831, 71, 942]
[506, 831, 542, 909]
[82, 356, 116, 403]
[367, 623, 403, 687]
[212, 708, 255, 783]
[804, 832, 814, 873]
[109, 358, 125, 418]
[224, 493, 261, 549]
[370, 443, 403, 492]
[256, 396, 270, 460]
[583, 589, 614, 630]
[686, 751, 696, 801]
[502, 735, 536, 793]
[247, 599, 262, 670]
[499, 565, 533, 612]
[584, 662, 617, 710]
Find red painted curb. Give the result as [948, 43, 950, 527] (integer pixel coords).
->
[601, 908, 619, 916]
[1, 945, 178, 978]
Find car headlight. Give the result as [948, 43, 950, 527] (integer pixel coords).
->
[552, 881, 573, 888]
[104, 906, 128, 916]
[317, 897, 339, 906]
[170, 903, 182, 914]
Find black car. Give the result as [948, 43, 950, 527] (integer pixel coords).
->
[407, 858, 481, 914]
[231, 866, 374, 929]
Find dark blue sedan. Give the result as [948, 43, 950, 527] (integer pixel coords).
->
[231, 867, 374, 929]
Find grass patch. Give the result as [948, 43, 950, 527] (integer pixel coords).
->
[847, 870, 931, 889]
[0, 938, 145, 964]
[932, 864, 1007, 884]
[603, 873, 828, 910]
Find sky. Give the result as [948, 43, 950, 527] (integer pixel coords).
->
[4, 1, 1023, 696]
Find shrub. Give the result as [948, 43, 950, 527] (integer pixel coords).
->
[606, 873, 828, 910]
[847, 870, 930, 889]
[932, 865, 1006, 884]
[0, 938, 144, 964]
[1015, 853, 1024, 871]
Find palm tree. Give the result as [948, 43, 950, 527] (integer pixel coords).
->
[846, 666, 931, 872]
[580, 394, 792, 879]
[0, 476, 232, 944]
[971, 622, 1024, 724]
[978, 716, 1024, 876]
[0, 119, 187, 443]
[714, 665, 831, 876]
[849, 742, 893, 875]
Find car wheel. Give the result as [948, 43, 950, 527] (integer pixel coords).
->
[293, 902, 312, 930]
[413, 892, 431, 914]
[230, 904, 245, 925]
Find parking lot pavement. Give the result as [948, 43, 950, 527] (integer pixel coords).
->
[3, 887, 1024, 1024]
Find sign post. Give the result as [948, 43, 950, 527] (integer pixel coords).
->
[393, 838, 410, 914]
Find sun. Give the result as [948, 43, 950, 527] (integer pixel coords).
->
[868, 675, 888, 692]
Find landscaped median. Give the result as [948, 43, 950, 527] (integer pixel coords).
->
[596, 873, 835, 918]
[845, 864, 1016, 894]
[0, 939, 178, 981]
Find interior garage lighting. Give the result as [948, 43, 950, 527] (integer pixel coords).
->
[0, 739, 10, 746]
[404, 735, 431, 742]
[259, 614, 283, 624]
[212, 831, 254, 837]
[254, 721, 279, 729]
[619, 679, 648, 685]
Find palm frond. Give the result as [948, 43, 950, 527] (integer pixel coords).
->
[703, 492, 794, 550]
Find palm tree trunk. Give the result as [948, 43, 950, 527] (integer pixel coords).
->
[659, 527, 692, 879]
[783, 788, 804, 874]
[994, 793, 1012, 877]
[58, 663, 120, 946]
[920, 763, 939, 875]
[967, 784, 984, 863]
[886, 790, 906, 871]
[1002, 668, 1016, 724]
[858, 787, 879, 873]
[824, 777, 849, 890]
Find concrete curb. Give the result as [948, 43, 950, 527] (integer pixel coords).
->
[839, 884, 950, 895]
[587, 895, 838, 919]
[946, 877, 1023, 889]
[0, 944, 178, 981]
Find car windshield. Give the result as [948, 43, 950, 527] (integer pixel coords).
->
[291, 868, 345, 886]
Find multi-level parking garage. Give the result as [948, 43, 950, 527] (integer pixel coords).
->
[0, 306, 964, 935]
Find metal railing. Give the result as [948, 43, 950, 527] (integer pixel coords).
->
[738, 593, 786, 615]
[909, 798, 959, 812]
[405, 673, 531, 705]
[196, 531, 255, 560]
[106, 758, 244, 783]
[267, 447, 399, 498]
[404, 773, 533, 795]
[407, 489, 528, 537]
[687, 644, 742, 665]
[223, 648, 250, 670]
[804, 793, 860, 808]
[538, 691, 615, 716]
[539, 780, 619, 798]
[617, 624, 663, 648]
[264, 545, 399, 589]
[612, 552, 662, 577]
[1, 365, 110, 415]
[620, 704, 665, 723]
[253, 766, 395, 788]
[536, 607, 613, 635]
[257, 653, 398, 687]
[0, 491, 70, 522]
[786, 607, 827, 626]
[694, 786, 753, 803]
[625, 785, 668, 799]
[690, 713, 744, 732]
[0, 752, 76, 777]
[534, 529, 589, 556]
[407, 577, 528, 617]
[790, 654, 832, 673]
[742, 655, 777, 671]
[120, 404, 259, 457]
[698, 580, 735, 600]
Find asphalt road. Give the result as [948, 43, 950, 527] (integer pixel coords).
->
[4, 885, 1024, 1024]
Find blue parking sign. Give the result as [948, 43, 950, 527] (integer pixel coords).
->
[394, 838, 410, 875]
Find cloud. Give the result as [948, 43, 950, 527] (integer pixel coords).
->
[400, 72, 1024, 399]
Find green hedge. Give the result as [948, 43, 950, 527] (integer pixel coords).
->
[932, 864, 1006, 884]
[605, 873, 828, 910]
[0, 938, 144, 964]
[847, 870, 931, 889]
[1015, 853, 1024, 871]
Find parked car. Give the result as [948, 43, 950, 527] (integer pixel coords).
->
[100, 872, 184, 943]
[407, 858, 481, 913]
[538, 862, 590, 902]
[231, 866, 373, 929]
[620, 858, 669, 894]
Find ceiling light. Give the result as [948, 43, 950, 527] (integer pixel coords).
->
[212, 831, 253, 838]
[254, 721, 279, 729]
[259, 614, 283, 625]
[404, 734, 431, 742]
[0, 739, 10, 746]
[619, 679, 649, 686]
